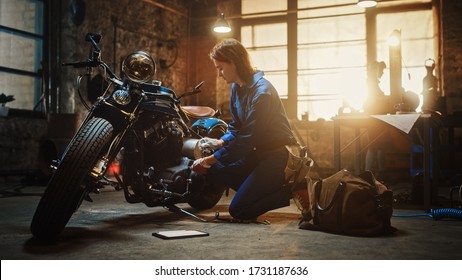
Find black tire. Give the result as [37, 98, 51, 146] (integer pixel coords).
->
[188, 181, 225, 210]
[30, 117, 113, 241]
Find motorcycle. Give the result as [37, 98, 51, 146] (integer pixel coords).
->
[30, 33, 228, 241]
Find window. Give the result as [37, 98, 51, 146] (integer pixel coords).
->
[240, 0, 435, 120]
[241, 23, 288, 98]
[376, 9, 435, 111]
[298, 0, 366, 120]
[241, 1, 288, 99]
[0, 0, 44, 111]
[242, 0, 286, 15]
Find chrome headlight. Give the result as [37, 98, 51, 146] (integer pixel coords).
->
[122, 51, 156, 83]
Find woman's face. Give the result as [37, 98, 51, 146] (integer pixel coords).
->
[213, 59, 240, 85]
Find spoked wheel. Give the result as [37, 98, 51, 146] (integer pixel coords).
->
[30, 117, 113, 241]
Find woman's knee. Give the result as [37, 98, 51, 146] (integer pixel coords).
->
[228, 201, 254, 220]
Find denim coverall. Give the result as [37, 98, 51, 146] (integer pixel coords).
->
[209, 71, 295, 220]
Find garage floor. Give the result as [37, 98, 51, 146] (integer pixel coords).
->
[1, 178, 462, 260]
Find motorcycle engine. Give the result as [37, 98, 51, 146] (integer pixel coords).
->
[143, 118, 184, 168]
[122, 115, 208, 204]
[147, 157, 203, 195]
[139, 118, 205, 197]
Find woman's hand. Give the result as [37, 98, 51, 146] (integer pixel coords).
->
[198, 137, 224, 152]
[192, 155, 218, 174]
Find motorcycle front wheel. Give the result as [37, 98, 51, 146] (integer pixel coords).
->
[30, 117, 113, 241]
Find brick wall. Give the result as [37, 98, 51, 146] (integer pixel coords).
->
[57, 0, 189, 120]
[0, 117, 47, 172]
[441, 0, 462, 114]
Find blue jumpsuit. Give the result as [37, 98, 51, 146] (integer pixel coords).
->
[209, 71, 295, 220]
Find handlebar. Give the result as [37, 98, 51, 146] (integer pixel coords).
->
[62, 60, 119, 81]
[178, 81, 205, 99]
[62, 33, 120, 81]
[85, 33, 102, 53]
[62, 60, 101, 68]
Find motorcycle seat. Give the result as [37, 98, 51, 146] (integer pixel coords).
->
[182, 106, 216, 118]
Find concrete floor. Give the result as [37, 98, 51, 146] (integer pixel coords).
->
[1, 178, 462, 260]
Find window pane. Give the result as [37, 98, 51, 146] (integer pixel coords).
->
[242, 0, 287, 15]
[248, 48, 287, 71]
[242, 23, 287, 47]
[0, 0, 43, 35]
[265, 72, 288, 97]
[298, 67, 366, 117]
[298, 12, 366, 120]
[298, 0, 362, 19]
[298, 99, 342, 121]
[377, 10, 434, 111]
[298, 42, 366, 69]
[242, 23, 288, 98]
[377, 11, 434, 61]
[0, 32, 42, 72]
[241, 26, 252, 47]
[0, 73, 40, 110]
[298, 15, 365, 45]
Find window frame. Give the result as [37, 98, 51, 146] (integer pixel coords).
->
[239, 9, 298, 118]
[239, 0, 436, 120]
[0, 0, 45, 113]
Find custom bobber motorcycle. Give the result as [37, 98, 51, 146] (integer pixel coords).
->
[30, 33, 227, 241]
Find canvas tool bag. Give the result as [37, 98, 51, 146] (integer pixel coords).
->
[299, 169, 396, 236]
[284, 144, 313, 191]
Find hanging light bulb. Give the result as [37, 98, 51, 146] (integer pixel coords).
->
[213, 13, 231, 33]
[357, 0, 377, 8]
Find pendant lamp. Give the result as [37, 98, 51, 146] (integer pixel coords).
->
[213, 13, 231, 33]
[357, 0, 377, 8]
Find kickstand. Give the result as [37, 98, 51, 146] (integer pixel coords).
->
[167, 205, 207, 222]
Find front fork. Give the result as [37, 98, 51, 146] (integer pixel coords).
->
[83, 130, 129, 200]
[88, 95, 143, 180]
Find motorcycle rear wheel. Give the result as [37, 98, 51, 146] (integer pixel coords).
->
[187, 121, 226, 210]
[188, 181, 225, 210]
[30, 117, 113, 241]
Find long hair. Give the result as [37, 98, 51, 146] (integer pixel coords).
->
[209, 39, 256, 85]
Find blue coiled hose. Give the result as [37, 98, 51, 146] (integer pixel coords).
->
[392, 208, 462, 220]
[430, 208, 462, 220]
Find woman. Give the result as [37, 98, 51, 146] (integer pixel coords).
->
[192, 39, 304, 220]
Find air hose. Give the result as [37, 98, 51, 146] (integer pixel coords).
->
[392, 208, 462, 220]
[430, 208, 462, 220]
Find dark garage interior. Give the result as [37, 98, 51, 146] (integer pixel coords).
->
[1, 0, 462, 266]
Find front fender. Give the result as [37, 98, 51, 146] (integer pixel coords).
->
[92, 102, 130, 133]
